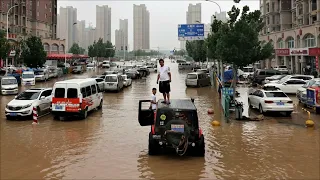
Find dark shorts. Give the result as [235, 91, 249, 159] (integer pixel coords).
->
[159, 80, 171, 93]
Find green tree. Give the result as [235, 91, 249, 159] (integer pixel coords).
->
[68, 43, 81, 54]
[21, 36, 47, 68]
[211, 5, 273, 89]
[103, 41, 115, 58]
[88, 41, 96, 58]
[0, 30, 11, 61]
[185, 40, 206, 62]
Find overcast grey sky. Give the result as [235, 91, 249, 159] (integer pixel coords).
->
[58, 0, 259, 51]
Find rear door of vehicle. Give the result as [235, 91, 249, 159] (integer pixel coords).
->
[39, 89, 52, 111]
[95, 78, 104, 91]
[52, 83, 67, 111]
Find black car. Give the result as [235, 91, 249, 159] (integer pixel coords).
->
[137, 67, 150, 77]
[138, 98, 205, 156]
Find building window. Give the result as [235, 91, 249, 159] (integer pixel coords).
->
[304, 34, 315, 47]
[287, 38, 294, 48]
[45, 4, 47, 9]
[37, 11, 39, 16]
[278, 40, 284, 48]
[45, 14, 47, 18]
[37, 1, 39, 6]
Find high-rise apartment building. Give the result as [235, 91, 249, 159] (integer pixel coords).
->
[259, 0, 320, 74]
[133, 4, 150, 50]
[96, 5, 111, 43]
[76, 20, 86, 49]
[0, 0, 57, 39]
[212, 11, 227, 23]
[115, 19, 128, 51]
[0, 0, 64, 66]
[180, 3, 202, 50]
[57, 6, 77, 51]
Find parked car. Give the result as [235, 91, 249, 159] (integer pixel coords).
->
[297, 78, 320, 102]
[34, 69, 49, 81]
[21, 71, 36, 86]
[0, 76, 19, 95]
[252, 69, 282, 84]
[90, 77, 105, 91]
[273, 65, 289, 73]
[104, 74, 124, 92]
[264, 78, 307, 94]
[72, 66, 84, 74]
[102, 61, 110, 68]
[122, 75, 132, 87]
[186, 72, 211, 87]
[263, 75, 287, 84]
[248, 87, 293, 116]
[267, 74, 314, 84]
[4, 88, 52, 119]
[51, 79, 103, 119]
[126, 69, 140, 79]
[87, 63, 96, 71]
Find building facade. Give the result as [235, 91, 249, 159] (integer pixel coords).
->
[96, 5, 111, 43]
[212, 11, 227, 23]
[57, 6, 77, 51]
[180, 3, 202, 50]
[133, 4, 150, 50]
[259, 0, 320, 74]
[115, 19, 128, 51]
[83, 27, 95, 54]
[76, 20, 85, 49]
[0, 0, 65, 66]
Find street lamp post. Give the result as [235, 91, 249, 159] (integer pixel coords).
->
[205, 0, 223, 86]
[5, 2, 25, 75]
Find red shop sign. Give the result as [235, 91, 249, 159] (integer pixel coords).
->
[316, 56, 319, 69]
[275, 49, 290, 56]
[290, 48, 308, 55]
[308, 48, 320, 56]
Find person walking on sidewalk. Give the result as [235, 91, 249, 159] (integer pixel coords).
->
[157, 59, 171, 104]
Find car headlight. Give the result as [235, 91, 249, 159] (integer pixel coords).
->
[23, 104, 32, 109]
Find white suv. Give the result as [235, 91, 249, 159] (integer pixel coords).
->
[5, 88, 52, 120]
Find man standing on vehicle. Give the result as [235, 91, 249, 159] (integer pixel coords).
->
[157, 59, 171, 104]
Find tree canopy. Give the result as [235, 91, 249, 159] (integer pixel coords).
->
[87, 38, 115, 58]
[173, 49, 186, 56]
[209, 5, 273, 68]
[185, 40, 207, 62]
[69, 43, 85, 55]
[0, 30, 11, 61]
[130, 49, 161, 57]
[20, 36, 47, 68]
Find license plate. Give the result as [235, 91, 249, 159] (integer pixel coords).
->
[276, 102, 284, 105]
[108, 83, 114, 85]
[55, 105, 63, 110]
[171, 124, 184, 132]
[10, 113, 17, 116]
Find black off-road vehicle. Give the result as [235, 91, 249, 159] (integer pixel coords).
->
[138, 98, 205, 156]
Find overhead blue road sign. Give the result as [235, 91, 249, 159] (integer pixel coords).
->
[178, 24, 204, 41]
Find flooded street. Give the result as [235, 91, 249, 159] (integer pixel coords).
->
[1, 59, 319, 180]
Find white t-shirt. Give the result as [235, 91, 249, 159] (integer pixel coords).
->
[151, 94, 157, 110]
[159, 66, 170, 81]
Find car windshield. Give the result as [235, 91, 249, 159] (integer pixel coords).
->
[2, 78, 17, 85]
[278, 75, 290, 83]
[312, 81, 320, 86]
[22, 73, 34, 78]
[265, 92, 287, 97]
[157, 110, 196, 126]
[187, 74, 197, 79]
[87, 64, 94, 67]
[105, 76, 117, 82]
[16, 91, 40, 100]
[35, 71, 44, 75]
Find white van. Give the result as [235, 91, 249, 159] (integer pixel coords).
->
[35, 69, 49, 81]
[21, 71, 35, 86]
[51, 79, 103, 119]
[186, 72, 211, 87]
[104, 74, 124, 92]
[0, 76, 18, 95]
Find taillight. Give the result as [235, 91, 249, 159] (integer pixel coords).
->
[264, 100, 274, 103]
[287, 101, 293, 104]
[316, 90, 320, 104]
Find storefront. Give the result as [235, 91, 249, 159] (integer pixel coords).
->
[275, 47, 320, 75]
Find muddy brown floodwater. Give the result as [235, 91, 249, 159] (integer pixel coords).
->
[1, 59, 319, 179]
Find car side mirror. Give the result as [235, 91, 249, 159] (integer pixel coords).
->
[283, 82, 287, 85]
[40, 96, 45, 100]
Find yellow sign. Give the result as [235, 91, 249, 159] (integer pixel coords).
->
[160, 114, 166, 121]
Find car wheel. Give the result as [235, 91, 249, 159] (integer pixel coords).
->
[148, 132, 159, 155]
[193, 135, 205, 157]
[98, 100, 103, 109]
[37, 106, 41, 116]
[6, 116, 14, 120]
[285, 111, 292, 117]
[259, 104, 264, 114]
[81, 108, 88, 119]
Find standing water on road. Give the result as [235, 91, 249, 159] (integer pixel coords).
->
[1, 59, 319, 179]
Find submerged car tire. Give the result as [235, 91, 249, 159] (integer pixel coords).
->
[98, 100, 103, 109]
[285, 111, 292, 117]
[6, 116, 14, 120]
[81, 108, 88, 119]
[193, 135, 205, 157]
[248, 99, 253, 108]
[148, 132, 159, 155]
[259, 104, 265, 115]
